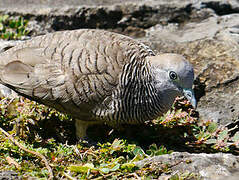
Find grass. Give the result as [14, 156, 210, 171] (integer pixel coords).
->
[0, 15, 29, 40]
[0, 96, 238, 179]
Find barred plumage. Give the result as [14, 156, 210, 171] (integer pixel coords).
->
[0, 29, 196, 139]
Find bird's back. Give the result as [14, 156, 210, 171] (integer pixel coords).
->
[0, 29, 154, 121]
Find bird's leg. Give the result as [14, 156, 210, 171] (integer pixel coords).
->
[75, 119, 100, 140]
[75, 120, 88, 139]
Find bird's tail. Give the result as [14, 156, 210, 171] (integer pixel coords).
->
[0, 45, 14, 70]
[0, 45, 16, 97]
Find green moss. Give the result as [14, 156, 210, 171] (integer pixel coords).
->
[0, 96, 238, 179]
[0, 15, 29, 40]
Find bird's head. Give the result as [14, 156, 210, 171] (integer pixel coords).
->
[147, 53, 197, 109]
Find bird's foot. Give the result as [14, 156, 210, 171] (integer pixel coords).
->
[75, 119, 102, 146]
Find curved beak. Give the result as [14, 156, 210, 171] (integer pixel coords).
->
[183, 88, 197, 109]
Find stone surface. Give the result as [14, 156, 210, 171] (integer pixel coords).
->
[134, 152, 239, 179]
[145, 14, 239, 125]
[1, 0, 238, 37]
[0, 171, 21, 180]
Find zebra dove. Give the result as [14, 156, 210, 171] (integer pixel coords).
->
[0, 29, 196, 139]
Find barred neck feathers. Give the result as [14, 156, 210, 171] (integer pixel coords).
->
[112, 44, 164, 124]
[93, 42, 163, 124]
[117, 61, 162, 123]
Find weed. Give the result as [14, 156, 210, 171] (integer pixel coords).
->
[0, 15, 29, 40]
[0, 96, 238, 179]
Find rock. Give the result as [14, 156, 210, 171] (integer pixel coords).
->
[0, 171, 21, 180]
[146, 14, 239, 43]
[0, 84, 15, 98]
[134, 152, 239, 179]
[219, 172, 239, 180]
[1, 0, 238, 37]
[145, 13, 239, 125]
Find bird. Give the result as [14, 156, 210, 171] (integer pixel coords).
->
[0, 29, 196, 139]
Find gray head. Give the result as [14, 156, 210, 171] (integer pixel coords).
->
[147, 53, 196, 109]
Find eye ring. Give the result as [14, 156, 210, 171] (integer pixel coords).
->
[169, 71, 178, 80]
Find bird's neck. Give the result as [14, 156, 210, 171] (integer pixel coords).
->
[117, 57, 165, 123]
[93, 57, 176, 125]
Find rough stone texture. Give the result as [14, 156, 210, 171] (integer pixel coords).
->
[134, 152, 239, 179]
[1, 0, 239, 179]
[2, 0, 237, 37]
[145, 14, 239, 125]
[0, 171, 21, 180]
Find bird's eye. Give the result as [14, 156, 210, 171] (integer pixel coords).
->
[169, 71, 178, 80]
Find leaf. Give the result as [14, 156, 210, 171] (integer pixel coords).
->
[170, 173, 180, 180]
[231, 132, 239, 142]
[84, 162, 95, 169]
[99, 168, 110, 174]
[99, 162, 120, 173]
[110, 163, 120, 171]
[0, 23, 4, 31]
[205, 139, 217, 144]
[176, 108, 182, 114]
[110, 139, 124, 154]
[16, 18, 21, 27]
[130, 154, 145, 162]
[218, 129, 228, 140]
[9, 20, 16, 28]
[2, 15, 9, 22]
[3, 32, 9, 39]
[68, 163, 95, 173]
[68, 165, 89, 173]
[207, 122, 218, 133]
[149, 143, 157, 151]
[133, 146, 145, 156]
[121, 163, 136, 172]
[201, 132, 211, 140]
[155, 146, 168, 156]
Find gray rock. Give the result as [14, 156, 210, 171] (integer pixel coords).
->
[134, 152, 239, 179]
[146, 14, 239, 43]
[0, 84, 15, 97]
[0, 171, 21, 180]
[144, 13, 239, 125]
[0, 40, 19, 53]
[1, 0, 238, 37]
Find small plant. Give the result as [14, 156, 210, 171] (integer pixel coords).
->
[191, 120, 239, 152]
[170, 171, 201, 180]
[156, 108, 197, 127]
[0, 15, 29, 40]
[0, 95, 239, 179]
[146, 144, 173, 156]
[155, 97, 239, 153]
